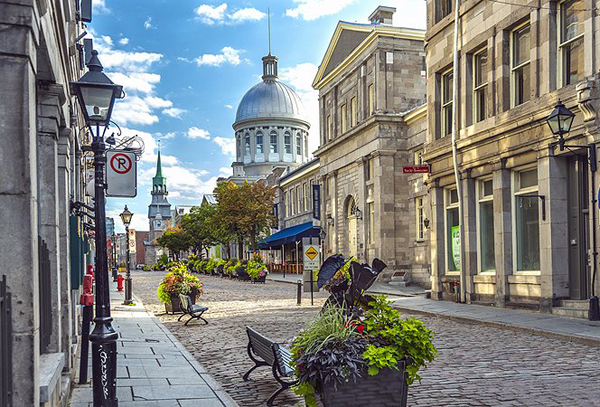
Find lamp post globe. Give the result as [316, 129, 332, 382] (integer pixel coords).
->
[546, 100, 575, 150]
[71, 50, 123, 406]
[119, 205, 133, 227]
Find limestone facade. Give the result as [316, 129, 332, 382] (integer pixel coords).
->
[424, 0, 600, 310]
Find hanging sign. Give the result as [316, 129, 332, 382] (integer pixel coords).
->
[106, 150, 137, 197]
[312, 184, 321, 220]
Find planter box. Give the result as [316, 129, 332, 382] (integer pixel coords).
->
[251, 275, 267, 284]
[237, 270, 251, 281]
[164, 289, 199, 314]
[319, 360, 409, 407]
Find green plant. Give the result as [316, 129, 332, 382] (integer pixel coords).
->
[143, 265, 150, 271]
[246, 255, 267, 279]
[152, 263, 160, 271]
[205, 259, 218, 273]
[156, 263, 203, 304]
[225, 258, 239, 275]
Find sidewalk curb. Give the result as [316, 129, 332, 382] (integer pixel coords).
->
[132, 292, 240, 407]
[391, 302, 600, 348]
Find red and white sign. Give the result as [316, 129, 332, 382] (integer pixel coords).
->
[106, 150, 137, 197]
[402, 166, 429, 174]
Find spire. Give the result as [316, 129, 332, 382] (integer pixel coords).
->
[268, 8, 271, 55]
[155, 141, 163, 178]
[262, 9, 278, 81]
[152, 141, 167, 195]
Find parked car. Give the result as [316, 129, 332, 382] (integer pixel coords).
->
[136, 264, 145, 270]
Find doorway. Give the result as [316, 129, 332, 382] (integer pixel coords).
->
[567, 155, 590, 300]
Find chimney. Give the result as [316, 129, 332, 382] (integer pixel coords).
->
[368, 6, 396, 25]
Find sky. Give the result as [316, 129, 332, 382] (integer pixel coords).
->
[93, 0, 426, 233]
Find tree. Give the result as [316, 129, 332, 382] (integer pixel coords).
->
[180, 205, 217, 256]
[156, 226, 190, 261]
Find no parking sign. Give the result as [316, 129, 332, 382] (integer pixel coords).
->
[106, 150, 137, 197]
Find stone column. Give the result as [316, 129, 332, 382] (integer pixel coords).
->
[0, 2, 40, 403]
[429, 184, 444, 300]
[462, 172, 477, 302]
[538, 153, 569, 312]
[493, 163, 511, 307]
[331, 170, 339, 253]
[373, 151, 397, 270]
[356, 158, 367, 262]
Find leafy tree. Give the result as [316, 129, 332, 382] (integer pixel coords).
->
[180, 205, 218, 256]
[156, 226, 190, 261]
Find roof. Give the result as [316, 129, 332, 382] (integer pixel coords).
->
[279, 158, 320, 186]
[202, 194, 216, 205]
[258, 221, 320, 249]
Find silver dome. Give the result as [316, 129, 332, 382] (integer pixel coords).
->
[235, 79, 308, 124]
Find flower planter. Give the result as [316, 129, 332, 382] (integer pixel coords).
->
[251, 275, 266, 284]
[319, 361, 409, 407]
[164, 288, 199, 314]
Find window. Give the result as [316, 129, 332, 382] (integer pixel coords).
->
[327, 177, 332, 198]
[296, 134, 302, 155]
[290, 188, 295, 215]
[256, 132, 263, 154]
[365, 158, 374, 181]
[236, 137, 241, 158]
[308, 181, 313, 212]
[341, 104, 347, 133]
[414, 149, 423, 165]
[473, 49, 488, 122]
[438, 0, 452, 21]
[368, 202, 375, 244]
[327, 115, 332, 140]
[284, 132, 292, 154]
[351, 97, 357, 127]
[445, 188, 460, 272]
[511, 24, 531, 106]
[270, 131, 278, 154]
[296, 186, 301, 214]
[515, 169, 540, 271]
[284, 191, 288, 217]
[245, 133, 251, 155]
[299, 185, 304, 212]
[368, 84, 374, 115]
[478, 179, 495, 272]
[416, 197, 425, 241]
[441, 69, 453, 137]
[559, 0, 584, 86]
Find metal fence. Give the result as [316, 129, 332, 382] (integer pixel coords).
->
[38, 238, 52, 353]
[0, 275, 13, 406]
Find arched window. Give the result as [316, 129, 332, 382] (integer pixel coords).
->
[284, 132, 292, 154]
[245, 133, 251, 155]
[270, 131, 278, 154]
[256, 132, 263, 154]
[236, 135, 241, 158]
[296, 134, 302, 155]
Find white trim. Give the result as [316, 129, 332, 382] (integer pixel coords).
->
[473, 47, 488, 123]
[558, 0, 585, 87]
[476, 178, 496, 274]
[510, 21, 531, 107]
[444, 187, 459, 273]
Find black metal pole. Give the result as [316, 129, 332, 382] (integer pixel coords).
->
[88, 124, 119, 406]
[123, 225, 133, 305]
[79, 304, 93, 384]
[112, 234, 118, 282]
[589, 145, 599, 320]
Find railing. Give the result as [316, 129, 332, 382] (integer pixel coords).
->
[0, 275, 13, 406]
[268, 263, 304, 274]
[38, 238, 52, 353]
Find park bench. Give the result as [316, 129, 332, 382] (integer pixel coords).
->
[177, 294, 209, 326]
[243, 327, 297, 406]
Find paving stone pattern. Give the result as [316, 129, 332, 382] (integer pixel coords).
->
[133, 271, 600, 407]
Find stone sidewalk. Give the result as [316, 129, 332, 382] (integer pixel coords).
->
[68, 282, 237, 407]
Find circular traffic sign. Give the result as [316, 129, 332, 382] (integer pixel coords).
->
[110, 153, 133, 174]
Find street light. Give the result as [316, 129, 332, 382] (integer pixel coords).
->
[71, 49, 123, 406]
[120, 205, 134, 306]
[546, 101, 599, 321]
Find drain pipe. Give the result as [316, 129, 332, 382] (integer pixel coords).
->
[590, 145, 599, 320]
[451, 0, 467, 303]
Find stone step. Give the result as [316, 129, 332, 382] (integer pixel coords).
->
[559, 299, 590, 310]
[551, 307, 588, 319]
[388, 281, 407, 288]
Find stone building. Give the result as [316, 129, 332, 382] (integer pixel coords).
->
[313, 6, 431, 285]
[0, 0, 91, 404]
[423, 0, 600, 316]
[145, 150, 172, 265]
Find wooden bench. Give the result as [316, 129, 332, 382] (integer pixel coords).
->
[243, 327, 297, 406]
[177, 294, 208, 326]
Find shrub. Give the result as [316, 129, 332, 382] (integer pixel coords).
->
[246, 259, 267, 280]
[156, 263, 203, 304]
[143, 265, 150, 271]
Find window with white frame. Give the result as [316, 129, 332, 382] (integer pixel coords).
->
[559, 0, 584, 86]
[327, 116, 332, 140]
[256, 132, 263, 154]
[284, 132, 292, 154]
[473, 48, 488, 123]
[511, 23, 531, 106]
[270, 131, 278, 153]
[416, 197, 425, 241]
[291, 188, 296, 215]
[368, 84, 374, 115]
[441, 69, 453, 137]
[341, 104, 347, 133]
[478, 179, 495, 272]
[351, 97, 357, 127]
[245, 133, 251, 155]
[445, 188, 460, 272]
[308, 180, 313, 212]
[296, 134, 302, 155]
[368, 201, 375, 244]
[296, 186, 302, 214]
[414, 149, 423, 165]
[514, 169, 540, 271]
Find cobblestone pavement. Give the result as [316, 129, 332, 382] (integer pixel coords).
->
[131, 270, 600, 407]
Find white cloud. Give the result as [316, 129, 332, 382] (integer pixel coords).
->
[213, 136, 235, 157]
[219, 166, 231, 176]
[145, 96, 173, 109]
[224, 104, 233, 109]
[195, 47, 242, 67]
[163, 108, 186, 118]
[187, 127, 211, 139]
[138, 165, 217, 201]
[280, 63, 318, 92]
[119, 37, 129, 45]
[144, 17, 154, 29]
[285, 0, 355, 21]
[163, 132, 177, 139]
[108, 72, 160, 94]
[92, 0, 110, 14]
[195, 3, 266, 25]
[102, 35, 113, 46]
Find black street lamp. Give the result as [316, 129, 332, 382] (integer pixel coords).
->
[71, 50, 123, 406]
[120, 205, 134, 306]
[546, 101, 599, 321]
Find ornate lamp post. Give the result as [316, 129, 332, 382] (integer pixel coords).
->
[546, 100, 599, 321]
[71, 50, 123, 406]
[120, 205, 134, 305]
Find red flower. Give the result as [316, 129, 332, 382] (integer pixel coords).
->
[356, 325, 364, 334]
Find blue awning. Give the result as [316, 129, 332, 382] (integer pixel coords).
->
[258, 221, 320, 249]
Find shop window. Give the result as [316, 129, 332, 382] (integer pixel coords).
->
[478, 179, 495, 272]
[445, 188, 460, 272]
[514, 169, 540, 271]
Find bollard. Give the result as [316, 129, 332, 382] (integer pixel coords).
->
[117, 275, 124, 292]
[296, 279, 302, 306]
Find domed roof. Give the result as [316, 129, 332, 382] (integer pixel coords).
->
[235, 55, 308, 125]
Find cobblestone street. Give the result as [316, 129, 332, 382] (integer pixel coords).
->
[132, 270, 600, 407]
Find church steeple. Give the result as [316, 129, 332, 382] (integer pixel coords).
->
[262, 8, 278, 81]
[152, 146, 167, 195]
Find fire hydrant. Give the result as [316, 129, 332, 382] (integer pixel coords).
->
[117, 275, 124, 292]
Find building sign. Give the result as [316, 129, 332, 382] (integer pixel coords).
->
[312, 184, 321, 220]
[85, 157, 95, 197]
[402, 166, 429, 174]
[106, 150, 137, 197]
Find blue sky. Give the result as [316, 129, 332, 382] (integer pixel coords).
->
[92, 0, 426, 233]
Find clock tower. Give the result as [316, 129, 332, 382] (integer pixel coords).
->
[145, 148, 172, 265]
